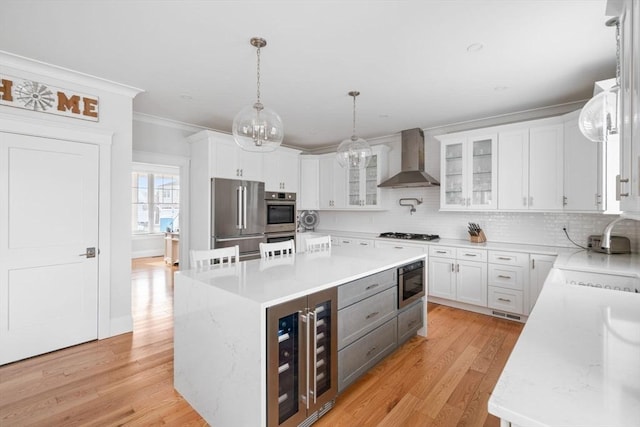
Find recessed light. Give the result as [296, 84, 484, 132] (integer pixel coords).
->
[466, 43, 483, 52]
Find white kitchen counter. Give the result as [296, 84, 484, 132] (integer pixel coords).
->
[316, 228, 574, 255]
[554, 249, 640, 277]
[174, 245, 426, 427]
[488, 268, 640, 426]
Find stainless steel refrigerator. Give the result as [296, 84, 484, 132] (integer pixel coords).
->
[211, 178, 266, 260]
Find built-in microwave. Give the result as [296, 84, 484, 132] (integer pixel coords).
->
[398, 260, 425, 309]
[265, 192, 296, 233]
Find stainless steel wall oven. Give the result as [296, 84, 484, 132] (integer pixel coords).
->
[265, 192, 296, 234]
[398, 259, 425, 309]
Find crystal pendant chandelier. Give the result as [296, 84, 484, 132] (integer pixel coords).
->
[579, 17, 620, 142]
[232, 37, 284, 152]
[336, 91, 372, 169]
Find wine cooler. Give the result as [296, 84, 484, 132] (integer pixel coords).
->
[266, 287, 337, 427]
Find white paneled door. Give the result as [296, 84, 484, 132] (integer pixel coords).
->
[0, 133, 99, 365]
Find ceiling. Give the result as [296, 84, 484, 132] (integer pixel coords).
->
[0, 1, 615, 150]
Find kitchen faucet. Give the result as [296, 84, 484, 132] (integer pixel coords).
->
[600, 211, 640, 253]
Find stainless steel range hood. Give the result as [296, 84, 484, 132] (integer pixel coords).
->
[378, 128, 440, 188]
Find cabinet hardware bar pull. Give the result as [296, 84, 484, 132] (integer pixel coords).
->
[311, 309, 317, 404]
[497, 257, 512, 260]
[497, 297, 512, 302]
[451, 263, 455, 272]
[394, 246, 403, 249]
[436, 250, 447, 253]
[498, 275, 512, 279]
[408, 320, 418, 328]
[365, 284, 379, 290]
[366, 311, 379, 319]
[456, 264, 460, 273]
[302, 310, 310, 410]
[366, 346, 378, 357]
[532, 259, 535, 269]
[464, 253, 477, 257]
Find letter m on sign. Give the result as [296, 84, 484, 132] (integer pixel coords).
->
[57, 92, 81, 114]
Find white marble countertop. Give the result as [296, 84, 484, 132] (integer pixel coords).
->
[488, 268, 640, 426]
[554, 249, 640, 277]
[176, 245, 426, 308]
[315, 228, 574, 255]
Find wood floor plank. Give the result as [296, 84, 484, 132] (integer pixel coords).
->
[0, 258, 523, 427]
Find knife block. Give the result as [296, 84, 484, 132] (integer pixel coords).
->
[469, 230, 487, 243]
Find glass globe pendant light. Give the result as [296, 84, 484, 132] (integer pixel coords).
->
[232, 37, 284, 152]
[578, 17, 620, 143]
[336, 91, 372, 169]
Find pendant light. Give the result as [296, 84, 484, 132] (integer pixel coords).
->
[578, 17, 620, 142]
[336, 91, 372, 169]
[232, 37, 284, 152]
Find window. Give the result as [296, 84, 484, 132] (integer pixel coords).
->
[132, 164, 180, 234]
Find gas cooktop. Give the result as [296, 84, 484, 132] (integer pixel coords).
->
[379, 232, 440, 241]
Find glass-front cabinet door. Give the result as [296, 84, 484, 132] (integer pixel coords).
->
[440, 134, 497, 210]
[347, 153, 379, 207]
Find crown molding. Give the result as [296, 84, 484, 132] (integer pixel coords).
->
[0, 50, 143, 98]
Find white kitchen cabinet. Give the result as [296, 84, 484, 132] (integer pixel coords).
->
[298, 156, 319, 210]
[319, 154, 347, 209]
[374, 240, 428, 252]
[209, 132, 264, 181]
[528, 254, 555, 313]
[563, 111, 602, 211]
[616, 0, 640, 213]
[428, 246, 487, 307]
[264, 147, 300, 192]
[332, 235, 374, 248]
[529, 123, 564, 210]
[346, 145, 389, 209]
[487, 251, 529, 316]
[497, 120, 564, 211]
[438, 133, 497, 211]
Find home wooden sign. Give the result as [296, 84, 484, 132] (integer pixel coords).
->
[0, 74, 99, 121]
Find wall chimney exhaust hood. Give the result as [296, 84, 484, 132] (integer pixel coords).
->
[378, 128, 440, 188]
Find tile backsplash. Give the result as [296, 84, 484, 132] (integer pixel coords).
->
[314, 188, 640, 252]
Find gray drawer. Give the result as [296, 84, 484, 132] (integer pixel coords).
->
[397, 300, 423, 344]
[338, 317, 397, 393]
[338, 287, 397, 349]
[338, 268, 396, 309]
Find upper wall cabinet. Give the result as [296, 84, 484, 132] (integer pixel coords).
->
[438, 133, 497, 211]
[311, 145, 388, 210]
[346, 145, 389, 208]
[298, 156, 320, 210]
[616, 0, 640, 213]
[563, 110, 604, 212]
[264, 147, 301, 192]
[318, 154, 347, 209]
[208, 133, 264, 181]
[498, 122, 564, 211]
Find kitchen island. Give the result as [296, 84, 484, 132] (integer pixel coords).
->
[488, 259, 640, 426]
[174, 245, 426, 427]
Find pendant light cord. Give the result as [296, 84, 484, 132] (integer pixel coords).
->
[256, 46, 261, 105]
[352, 94, 357, 139]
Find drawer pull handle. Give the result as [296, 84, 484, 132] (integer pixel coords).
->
[407, 320, 418, 328]
[436, 250, 447, 254]
[366, 311, 379, 319]
[464, 253, 477, 257]
[360, 242, 369, 246]
[394, 246, 404, 249]
[497, 297, 512, 302]
[497, 257, 512, 260]
[498, 275, 512, 279]
[366, 346, 378, 357]
[365, 283, 379, 291]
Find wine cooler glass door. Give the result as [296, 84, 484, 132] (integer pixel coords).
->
[267, 296, 307, 427]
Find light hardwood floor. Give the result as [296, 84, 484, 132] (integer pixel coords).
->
[0, 257, 523, 426]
